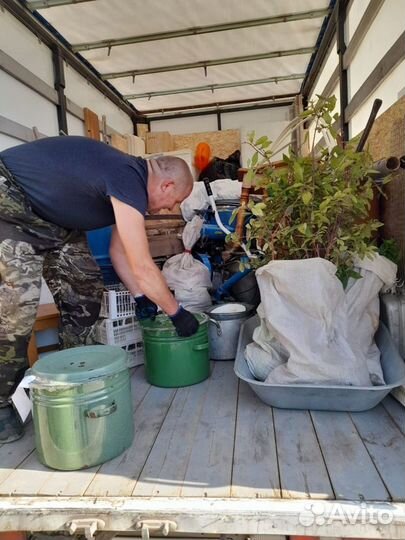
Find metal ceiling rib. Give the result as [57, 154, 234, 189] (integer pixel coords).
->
[124, 74, 306, 100]
[30, 0, 331, 114]
[27, 0, 95, 9]
[71, 8, 329, 52]
[101, 47, 315, 80]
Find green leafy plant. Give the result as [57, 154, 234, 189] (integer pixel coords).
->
[232, 96, 386, 285]
[378, 239, 401, 264]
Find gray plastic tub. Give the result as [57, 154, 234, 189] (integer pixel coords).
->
[234, 316, 405, 412]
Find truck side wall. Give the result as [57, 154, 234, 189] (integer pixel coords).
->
[309, 0, 405, 141]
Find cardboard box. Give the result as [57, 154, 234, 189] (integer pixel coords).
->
[146, 131, 173, 153]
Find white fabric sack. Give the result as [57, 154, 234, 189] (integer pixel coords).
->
[245, 304, 288, 381]
[162, 216, 212, 312]
[180, 179, 242, 221]
[345, 255, 397, 385]
[253, 256, 396, 386]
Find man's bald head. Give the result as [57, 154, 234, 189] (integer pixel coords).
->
[147, 156, 193, 214]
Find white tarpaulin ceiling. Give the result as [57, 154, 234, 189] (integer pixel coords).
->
[32, 0, 331, 114]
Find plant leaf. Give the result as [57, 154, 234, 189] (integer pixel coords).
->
[302, 191, 312, 205]
[293, 161, 304, 182]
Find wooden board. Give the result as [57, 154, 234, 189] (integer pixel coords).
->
[0, 423, 35, 487]
[173, 129, 240, 160]
[383, 395, 405, 436]
[180, 362, 238, 497]
[274, 408, 334, 500]
[311, 410, 390, 501]
[136, 123, 149, 139]
[133, 375, 211, 496]
[349, 405, 405, 501]
[148, 234, 183, 258]
[110, 133, 128, 153]
[2, 366, 405, 503]
[85, 384, 175, 496]
[83, 107, 100, 141]
[231, 381, 280, 498]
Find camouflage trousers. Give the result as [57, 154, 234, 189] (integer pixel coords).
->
[0, 159, 103, 405]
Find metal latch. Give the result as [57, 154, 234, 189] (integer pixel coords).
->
[67, 518, 106, 540]
[135, 519, 177, 540]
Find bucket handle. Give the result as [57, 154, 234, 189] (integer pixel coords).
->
[85, 401, 117, 419]
[193, 343, 209, 351]
[208, 317, 222, 336]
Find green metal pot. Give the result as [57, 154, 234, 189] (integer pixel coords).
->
[141, 313, 210, 387]
[30, 346, 134, 471]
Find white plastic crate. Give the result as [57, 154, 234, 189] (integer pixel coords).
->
[94, 316, 142, 347]
[100, 284, 137, 319]
[124, 341, 144, 368]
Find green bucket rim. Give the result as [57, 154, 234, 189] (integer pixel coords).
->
[141, 312, 208, 338]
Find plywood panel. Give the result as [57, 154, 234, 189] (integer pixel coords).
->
[111, 133, 128, 153]
[173, 129, 240, 160]
[366, 95, 405, 279]
[83, 107, 100, 140]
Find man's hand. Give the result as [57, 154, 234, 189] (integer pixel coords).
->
[135, 295, 158, 320]
[169, 307, 199, 337]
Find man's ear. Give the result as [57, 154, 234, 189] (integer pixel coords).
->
[161, 180, 175, 192]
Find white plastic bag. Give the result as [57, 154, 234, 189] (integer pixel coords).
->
[251, 255, 396, 386]
[162, 216, 212, 312]
[180, 179, 242, 221]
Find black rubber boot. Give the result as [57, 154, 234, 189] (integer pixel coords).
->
[0, 403, 24, 443]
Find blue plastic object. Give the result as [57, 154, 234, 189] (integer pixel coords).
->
[196, 253, 213, 275]
[87, 226, 113, 260]
[235, 316, 405, 412]
[214, 268, 252, 301]
[86, 227, 121, 284]
[201, 206, 237, 240]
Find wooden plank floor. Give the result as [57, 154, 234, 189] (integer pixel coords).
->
[0, 362, 404, 501]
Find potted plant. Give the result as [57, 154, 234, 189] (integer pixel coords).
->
[235, 96, 398, 387]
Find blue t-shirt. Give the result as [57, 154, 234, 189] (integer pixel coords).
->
[0, 136, 148, 230]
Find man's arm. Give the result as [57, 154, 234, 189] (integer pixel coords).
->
[110, 196, 179, 316]
[109, 225, 142, 295]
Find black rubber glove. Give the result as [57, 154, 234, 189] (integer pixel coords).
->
[169, 307, 199, 337]
[135, 295, 158, 320]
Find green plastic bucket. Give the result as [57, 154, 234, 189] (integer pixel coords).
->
[141, 313, 210, 387]
[30, 346, 134, 471]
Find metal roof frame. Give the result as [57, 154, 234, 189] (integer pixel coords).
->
[125, 74, 305, 100]
[26, 0, 95, 10]
[144, 92, 298, 115]
[147, 100, 294, 122]
[101, 47, 314, 80]
[72, 8, 330, 52]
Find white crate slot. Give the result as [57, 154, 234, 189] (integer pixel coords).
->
[100, 284, 137, 319]
[94, 316, 142, 347]
[124, 342, 144, 368]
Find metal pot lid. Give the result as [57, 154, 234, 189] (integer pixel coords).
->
[31, 345, 128, 384]
[141, 312, 208, 337]
[206, 303, 255, 320]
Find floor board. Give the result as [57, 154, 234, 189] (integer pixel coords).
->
[1, 366, 404, 501]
